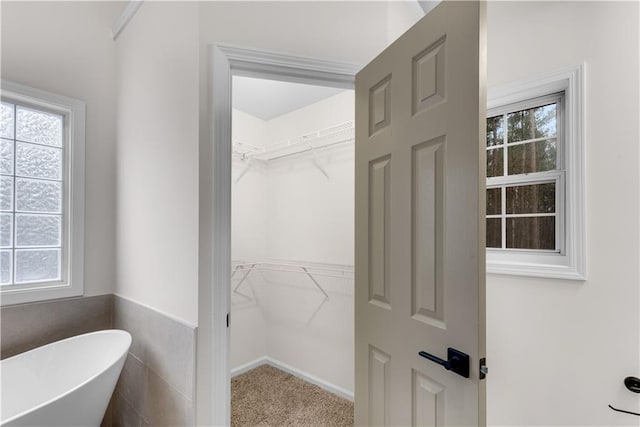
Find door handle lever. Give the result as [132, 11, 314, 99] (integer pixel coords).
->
[418, 348, 470, 378]
[608, 405, 640, 417]
[624, 376, 640, 393]
[606, 376, 640, 417]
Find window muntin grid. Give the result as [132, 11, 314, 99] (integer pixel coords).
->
[486, 93, 564, 253]
[0, 101, 64, 285]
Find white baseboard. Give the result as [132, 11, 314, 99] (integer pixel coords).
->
[231, 356, 354, 402]
[231, 356, 269, 377]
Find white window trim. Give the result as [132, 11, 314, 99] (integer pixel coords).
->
[1, 80, 85, 305]
[486, 64, 586, 280]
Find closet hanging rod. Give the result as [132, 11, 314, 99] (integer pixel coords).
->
[232, 135, 354, 161]
[232, 120, 354, 162]
[256, 131, 352, 156]
[233, 141, 262, 152]
[231, 262, 348, 299]
[232, 265, 353, 281]
[232, 260, 354, 271]
[232, 261, 354, 276]
[262, 137, 353, 161]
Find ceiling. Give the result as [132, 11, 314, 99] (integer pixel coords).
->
[232, 76, 348, 121]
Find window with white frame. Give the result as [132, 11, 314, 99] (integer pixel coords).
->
[486, 65, 585, 280]
[486, 93, 563, 252]
[0, 81, 85, 305]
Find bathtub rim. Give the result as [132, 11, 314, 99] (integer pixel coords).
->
[0, 329, 132, 425]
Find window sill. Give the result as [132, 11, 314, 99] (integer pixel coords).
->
[487, 253, 586, 281]
[1, 282, 83, 306]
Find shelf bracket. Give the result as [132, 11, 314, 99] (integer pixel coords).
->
[234, 158, 254, 184]
[230, 265, 241, 281]
[231, 262, 331, 301]
[306, 140, 330, 180]
[301, 266, 329, 300]
[233, 263, 256, 293]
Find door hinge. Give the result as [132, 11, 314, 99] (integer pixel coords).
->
[226, 313, 230, 328]
[479, 358, 488, 380]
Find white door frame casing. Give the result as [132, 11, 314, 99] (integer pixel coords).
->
[203, 44, 360, 426]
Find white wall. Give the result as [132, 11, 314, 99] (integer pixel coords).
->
[266, 146, 354, 265]
[1, 1, 121, 297]
[115, 2, 199, 325]
[386, 0, 424, 44]
[486, 2, 640, 425]
[260, 269, 354, 394]
[268, 91, 355, 146]
[198, 2, 389, 67]
[230, 108, 269, 368]
[231, 91, 355, 394]
[267, 91, 355, 265]
[231, 109, 269, 262]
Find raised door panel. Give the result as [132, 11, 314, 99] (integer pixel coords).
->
[412, 369, 445, 427]
[411, 137, 445, 328]
[355, 2, 485, 426]
[368, 156, 391, 310]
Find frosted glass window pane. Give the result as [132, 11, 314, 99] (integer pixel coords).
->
[1, 213, 12, 248]
[1, 176, 13, 211]
[16, 178, 61, 213]
[16, 214, 60, 247]
[15, 249, 60, 283]
[0, 250, 11, 284]
[16, 142, 62, 180]
[1, 139, 14, 175]
[16, 106, 62, 147]
[1, 103, 14, 139]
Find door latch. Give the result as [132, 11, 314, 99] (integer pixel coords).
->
[418, 348, 470, 378]
[480, 358, 488, 380]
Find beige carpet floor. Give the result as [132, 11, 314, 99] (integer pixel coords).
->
[231, 364, 354, 427]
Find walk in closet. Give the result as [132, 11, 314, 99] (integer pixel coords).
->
[230, 76, 355, 425]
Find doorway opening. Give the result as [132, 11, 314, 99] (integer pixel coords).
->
[207, 45, 360, 426]
[230, 75, 355, 425]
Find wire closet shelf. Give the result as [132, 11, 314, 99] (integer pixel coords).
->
[232, 121, 354, 162]
[231, 260, 354, 300]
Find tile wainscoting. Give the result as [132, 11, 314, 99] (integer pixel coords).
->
[0, 294, 197, 426]
[112, 295, 196, 426]
[0, 294, 113, 359]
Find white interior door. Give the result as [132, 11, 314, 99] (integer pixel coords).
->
[354, 1, 487, 425]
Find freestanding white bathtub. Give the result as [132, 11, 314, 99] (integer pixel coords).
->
[0, 329, 131, 426]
